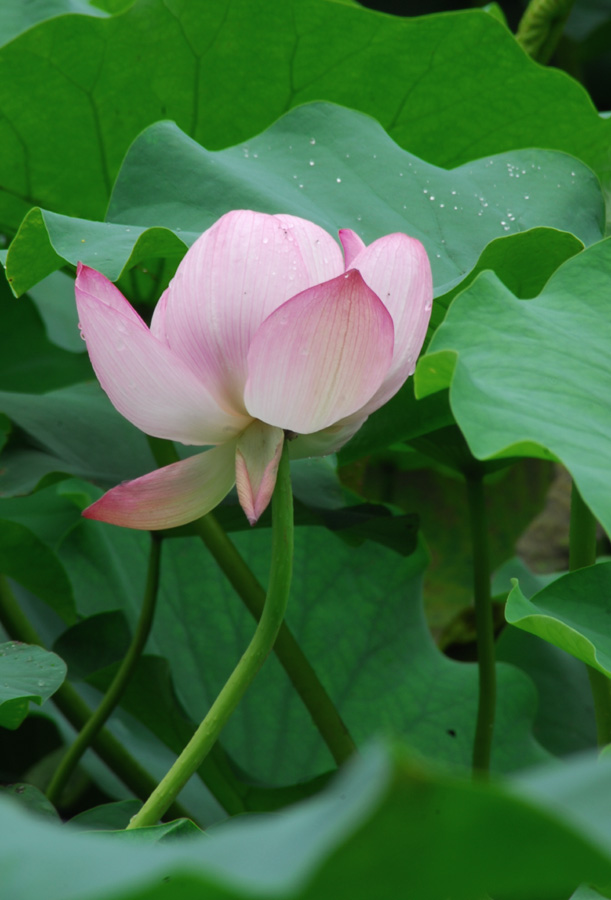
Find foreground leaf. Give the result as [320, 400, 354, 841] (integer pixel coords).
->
[3, 746, 611, 899]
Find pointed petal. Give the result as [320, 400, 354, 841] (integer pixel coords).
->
[339, 229, 366, 269]
[83, 443, 237, 530]
[235, 421, 284, 525]
[349, 234, 433, 414]
[76, 264, 248, 445]
[244, 269, 394, 434]
[160, 211, 344, 411]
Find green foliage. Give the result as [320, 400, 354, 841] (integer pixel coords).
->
[0, 642, 66, 729]
[6, 107, 604, 298]
[3, 746, 611, 899]
[0, 0, 610, 894]
[416, 238, 611, 536]
[506, 562, 611, 675]
[0, 2, 608, 233]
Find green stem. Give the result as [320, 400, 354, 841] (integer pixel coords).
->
[569, 482, 611, 746]
[148, 436, 356, 766]
[466, 471, 495, 776]
[516, 0, 577, 64]
[0, 574, 189, 821]
[46, 534, 163, 806]
[127, 440, 294, 828]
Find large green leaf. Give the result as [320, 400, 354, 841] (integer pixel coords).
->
[0, 3, 608, 232]
[6, 105, 604, 298]
[0, 382, 155, 491]
[0, 481, 84, 547]
[0, 641, 66, 729]
[506, 562, 611, 676]
[0, 520, 76, 623]
[55, 508, 546, 783]
[0, 0, 109, 46]
[0, 269, 91, 391]
[496, 559, 597, 758]
[3, 746, 611, 899]
[429, 226, 585, 336]
[415, 238, 611, 537]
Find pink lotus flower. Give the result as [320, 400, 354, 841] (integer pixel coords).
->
[75, 210, 432, 529]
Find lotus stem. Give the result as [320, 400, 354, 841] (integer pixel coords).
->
[466, 470, 496, 776]
[126, 440, 294, 828]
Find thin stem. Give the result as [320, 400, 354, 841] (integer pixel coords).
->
[466, 471, 495, 776]
[193, 514, 356, 765]
[0, 574, 189, 821]
[569, 482, 611, 746]
[516, 0, 577, 64]
[127, 440, 294, 829]
[46, 534, 163, 806]
[148, 436, 356, 766]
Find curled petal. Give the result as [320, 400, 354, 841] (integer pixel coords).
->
[339, 229, 366, 269]
[159, 210, 345, 411]
[76, 265, 247, 445]
[235, 421, 284, 525]
[349, 234, 433, 415]
[83, 443, 237, 530]
[244, 269, 394, 434]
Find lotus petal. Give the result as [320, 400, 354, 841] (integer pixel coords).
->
[158, 210, 345, 411]
[235, 421, 285, 524]
[83, 444, 237, 530]
[76, 265, 247, 445]
[348, 233, 433, 414]
[244, 269, 394, 434]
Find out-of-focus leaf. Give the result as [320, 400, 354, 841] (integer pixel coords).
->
[0, 271, 91, 391]
[27, 270, 88, 353]
[69, 799, 142, 831]
[0, 783, 60, 820]
[3, 746, 611, 899]
[0, 641, 66, 729]
[104, 818, 203, 843]
[0, 521, 76, 623]
[0, 382, 155, 490]
[380, 459, 553, 632]
[53, 611, 131, 680]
